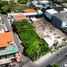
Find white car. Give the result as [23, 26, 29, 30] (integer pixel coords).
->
[63, 63, 67, 67]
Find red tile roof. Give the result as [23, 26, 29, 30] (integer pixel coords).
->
[14, 15, 27, 20]
[23, 9, 36, 13]
[0, 32, 14, 48]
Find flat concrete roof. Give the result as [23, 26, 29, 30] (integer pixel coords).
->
[46, 9, 58, 15]
[53, 12, 67, 22]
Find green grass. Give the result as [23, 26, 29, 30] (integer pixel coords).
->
[12, 20, 50, 60]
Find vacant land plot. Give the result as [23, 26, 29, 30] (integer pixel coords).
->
[12, 20, 50, 60]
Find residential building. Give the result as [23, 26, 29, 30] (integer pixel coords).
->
[0, 32, 18, 65]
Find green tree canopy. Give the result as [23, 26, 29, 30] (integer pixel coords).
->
[52, 64, 59, 67]
[0, 1, 12, 14]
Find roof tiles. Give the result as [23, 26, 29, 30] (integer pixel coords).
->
[23, 9, 36, 13]
[0, 32, 14, 48]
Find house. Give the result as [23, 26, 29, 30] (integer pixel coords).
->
[0, 32, 18, 65]
[23, 9, 36, 13]
[51, 12, 67, 29]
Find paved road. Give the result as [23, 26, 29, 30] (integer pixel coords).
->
[1, 14, 67, 67]
[56, 54, 67, 67]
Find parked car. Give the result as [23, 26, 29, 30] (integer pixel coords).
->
[63, 63, 67, 67]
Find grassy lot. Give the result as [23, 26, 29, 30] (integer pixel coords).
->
[12, 20, 50, 60]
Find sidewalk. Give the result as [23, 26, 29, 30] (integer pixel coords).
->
[33, 52, 52, 64]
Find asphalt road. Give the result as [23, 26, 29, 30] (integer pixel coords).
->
[1, 14, 67, 67]
[56, 54, 67, 67]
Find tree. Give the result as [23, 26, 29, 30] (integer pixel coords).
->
[0, 1, 12, 14]
[18, 0, 28, 4]
[41, 8, 45, 13]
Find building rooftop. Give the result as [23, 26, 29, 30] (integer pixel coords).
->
[45, 7, 67, 15]
[53, 12, 67, 22]
[0, 32, 14, 48]
[23, 8, 36, 13]
[46, 9, 58, 15]
[0, 45, 18, 56]
[14, 15, 27, 20]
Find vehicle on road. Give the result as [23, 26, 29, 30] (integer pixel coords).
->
[63, 63, 67, 67]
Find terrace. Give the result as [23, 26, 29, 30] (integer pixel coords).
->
[0, 32, 18, 56]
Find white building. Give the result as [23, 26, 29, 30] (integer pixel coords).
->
[45, 9, 58, 19]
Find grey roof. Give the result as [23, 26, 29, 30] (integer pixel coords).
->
[53, 12, 67, 22]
